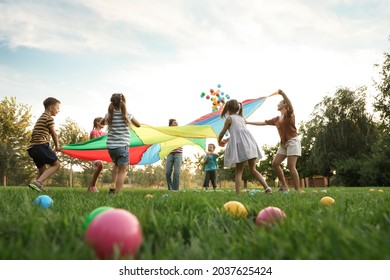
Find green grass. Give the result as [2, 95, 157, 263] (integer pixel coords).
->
[0, 186, 389, 260]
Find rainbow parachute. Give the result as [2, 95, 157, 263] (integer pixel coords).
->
[61, 94, 275, 165]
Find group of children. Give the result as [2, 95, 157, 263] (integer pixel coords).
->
[28, 93, 141, 194]
[27, 89, 301, 195]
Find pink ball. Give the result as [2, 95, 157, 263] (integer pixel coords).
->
[85, 209, 143, 259]
[256, 206, 286, 227]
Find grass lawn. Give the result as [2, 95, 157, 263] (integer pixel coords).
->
[0, 186, 389, 260]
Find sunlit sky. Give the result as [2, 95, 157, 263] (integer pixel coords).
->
[0, 0, 389, 159]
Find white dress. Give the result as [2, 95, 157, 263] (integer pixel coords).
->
[223, 114, 263, 168]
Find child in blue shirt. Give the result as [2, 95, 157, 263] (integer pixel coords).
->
[203, 143, 218, 190]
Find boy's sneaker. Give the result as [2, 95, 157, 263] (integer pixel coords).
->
[108, 187, 115, 194]
[28, 182, 42, 192]
[265, 187, 272, 194]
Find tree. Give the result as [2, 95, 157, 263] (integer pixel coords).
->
[0, 97, 33, 186]
[259, 144, 280, 187]
[181, 156, 197, 189]
[57, 118, 89, 187]
[216, 150, 235, 188]
[373, 35, 390, 128]
[371, 38, 390, 185]
[305, 87, 377, 182]
[297, 121, 319, 183]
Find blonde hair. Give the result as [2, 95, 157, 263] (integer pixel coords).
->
[106, 93, 131, 128]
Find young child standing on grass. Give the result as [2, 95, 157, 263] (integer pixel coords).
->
[87, 117, 105, 193]
[218, 99, 272, 195]
[27, 97, 62, 192]
[203, 143, 218, 190]
[101, 93, 140, 194]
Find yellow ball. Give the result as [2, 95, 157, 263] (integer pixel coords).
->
[320, 196, 335, 206]
[378, 189, 383, 193]
[369, 189, 375, 192]
[223, 201, 248, 217]
[144, 194, 153, 199]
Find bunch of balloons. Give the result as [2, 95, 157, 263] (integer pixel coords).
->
[200, 84, 231, 112]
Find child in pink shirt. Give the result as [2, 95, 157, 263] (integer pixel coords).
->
[87, 117, 105, 192]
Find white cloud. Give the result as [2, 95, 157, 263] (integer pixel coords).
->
[1, 0, 388, 54]
[0, 0, 388, 157]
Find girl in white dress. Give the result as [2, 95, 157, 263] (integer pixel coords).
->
[218, 99, 272, 195]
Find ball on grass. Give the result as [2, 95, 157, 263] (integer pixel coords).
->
[320, 196, 335, 206]
[85, 209, 143, 259]
[223, 201, 248, 218]
[32, 195, 53, 208]
[83, 206, 113, 232]
[255, 206, 286, 227]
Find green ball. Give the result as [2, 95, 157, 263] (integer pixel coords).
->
[82, 206, 113, 231]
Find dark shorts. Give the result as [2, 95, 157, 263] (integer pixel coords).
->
[27, 143, 58, 169]
[108, 146, 129, 166]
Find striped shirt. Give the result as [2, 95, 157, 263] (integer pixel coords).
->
[170, 147, 183, 154]
[27, 113, 54, 150]
[106, 111, 134, 149]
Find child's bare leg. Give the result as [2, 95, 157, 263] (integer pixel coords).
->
[115, 164, 127, 193]
[287, 156, 300, 192]
[90, 161, 103, 186]
[272, 154, 288, 190]
[248, 159, 270, 190]
[111, 164, 118, 184]
[37, 161, 61, 185]
[37, 165, 47, 179]
[235, 162, 244, 194]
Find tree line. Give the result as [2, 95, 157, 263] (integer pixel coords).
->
[1, 37, 389, 188]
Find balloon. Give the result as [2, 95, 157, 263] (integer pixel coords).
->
[201, 84, 231, 112]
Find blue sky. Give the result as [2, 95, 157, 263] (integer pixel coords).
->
[0, 0, 389, 156]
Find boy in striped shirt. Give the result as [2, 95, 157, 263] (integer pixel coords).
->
[27, 97, 61, 192]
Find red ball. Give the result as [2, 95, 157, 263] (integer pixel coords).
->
[255, 206, 286, 227]
[85, 209, 143, 259]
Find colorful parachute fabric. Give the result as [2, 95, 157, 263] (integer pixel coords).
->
[61, 94, 276, 165]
